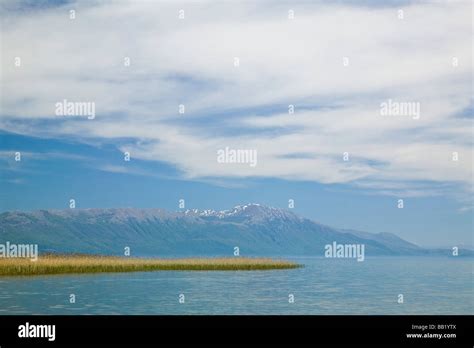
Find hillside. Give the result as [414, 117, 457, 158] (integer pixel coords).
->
[0, 204, 468, 257]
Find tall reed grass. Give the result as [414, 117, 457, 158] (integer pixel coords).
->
[0, 254, 301, 276]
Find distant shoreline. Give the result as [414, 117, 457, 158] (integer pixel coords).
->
[0, 254, 301, 276]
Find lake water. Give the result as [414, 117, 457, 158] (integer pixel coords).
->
[0, 257, 472, 315]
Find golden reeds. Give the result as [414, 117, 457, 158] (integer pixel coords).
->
[0, 254, 301, 276]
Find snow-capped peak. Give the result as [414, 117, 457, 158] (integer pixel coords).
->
[182, 203, 297, 221]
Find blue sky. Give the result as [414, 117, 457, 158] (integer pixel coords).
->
[1, 130, 471, 248]
[0, 0, 472, 248]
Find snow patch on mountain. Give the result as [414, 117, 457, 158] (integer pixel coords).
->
[183, 203, 299, 221]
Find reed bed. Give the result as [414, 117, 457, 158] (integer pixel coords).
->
[0, 254, 301, 276]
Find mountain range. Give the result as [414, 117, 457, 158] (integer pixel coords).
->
[0, 204, 469, 257]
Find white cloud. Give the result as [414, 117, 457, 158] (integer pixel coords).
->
[0, 0, 472, 201]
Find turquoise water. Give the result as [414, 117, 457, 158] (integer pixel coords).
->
[0, 257, 472, 314]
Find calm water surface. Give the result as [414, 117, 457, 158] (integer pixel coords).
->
[0, 257, 472, 314]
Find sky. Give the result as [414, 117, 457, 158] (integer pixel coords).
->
[0, 0, 472, 248]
